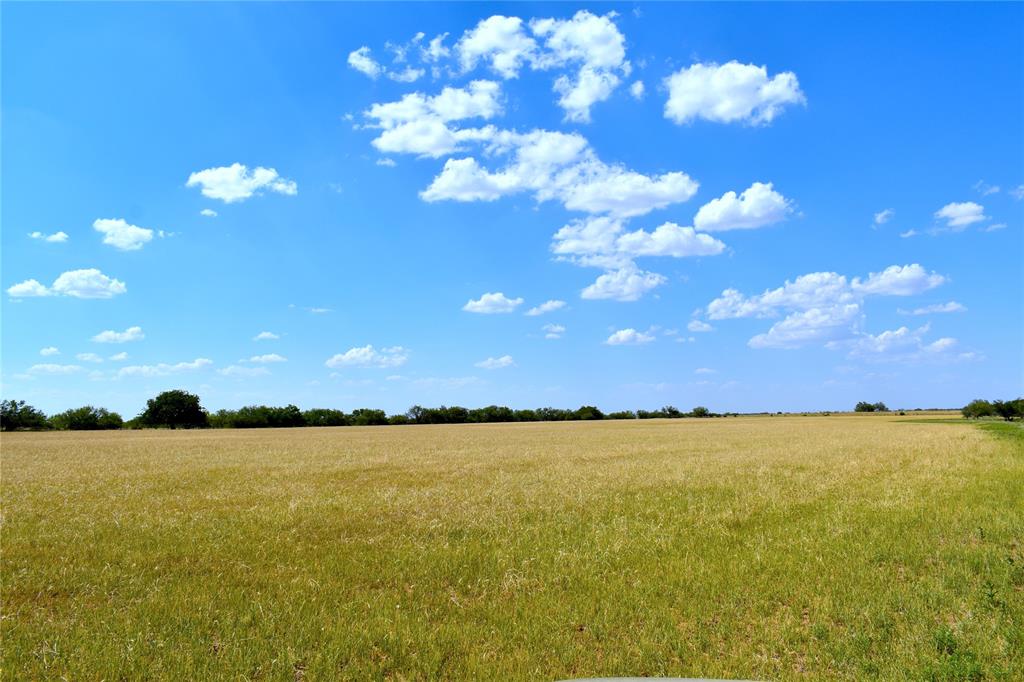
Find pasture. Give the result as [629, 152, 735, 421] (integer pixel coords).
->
[3, 415, 1022, 680]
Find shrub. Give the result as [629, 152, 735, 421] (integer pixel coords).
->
[0, 400, 49, 431]
[49, 406, 123, 430]
[138, 390, 207, 429]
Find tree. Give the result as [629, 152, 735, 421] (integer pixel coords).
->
[573, 405, 605, 421]
[690, 406, 711, 418]
[138, 390, 207, 429]
[49, 406, 123, 430]
[0, 400, 49, 431]
[873, 402, 889, 412]
[991, 400, 1018, 421]
[962, 399, 994, 419]
[854, 401, 877, 412]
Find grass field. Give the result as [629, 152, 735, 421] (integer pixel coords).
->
[3, 415, 1022, 680]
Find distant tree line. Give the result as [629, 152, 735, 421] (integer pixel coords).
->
[854, 401, 890, 413]
[1, 391, 732, 431]
[961, 398, 1024, 421]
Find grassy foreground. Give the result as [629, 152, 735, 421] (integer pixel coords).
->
[3, 415, 1022, 680]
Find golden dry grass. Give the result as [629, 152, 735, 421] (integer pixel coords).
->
[2, 415, 1022, 680]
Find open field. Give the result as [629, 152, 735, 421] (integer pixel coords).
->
[3, 415, 1022, 680]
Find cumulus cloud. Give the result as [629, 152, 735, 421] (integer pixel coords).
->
[92, 326, 144, 343]
[664, 61, 805, 125]
[629, 80, 645, 99]
[325, 345, 409, 368]
[29, 231, 69, 243]
[525, 299, 566, 316]
[76, 352, 103, 363]
[463, 291, 523, 313]
[186, 163, 297, 203]
[93, 219, 154, 251]
[705, 263, 948, 351]
[200, 209, 218, 217]
[39, 346, 60, 356]
[605, 328, 655, 345]
[117, 358, 212, 378]
[687, 319, 713, 332]
[542, 323, 566, 339]
[253, 331, 280, 341]
[7, 269, 127, 299]
[829, 324, 973, 363]
[693, 182, 792, 232]
[898, 301, 967, 315]
[934, 202, 986, 229]
[973, 180, 1000, 196]
[581, 266, 667, 301]
[1011, 185, 1024, 200]
[475, 354, 515, 369]
[249, 353, 287, 363]
[109, 352, 128, 361]
[348, 46, 384, 78]
[457, 15, 538, 78]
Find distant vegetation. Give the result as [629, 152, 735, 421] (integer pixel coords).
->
[5, 392, 1021, 431]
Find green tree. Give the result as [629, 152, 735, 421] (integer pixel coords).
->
[991, 400, 1018, 421]
[138, 390, 207, 429]
[0, 400, 49, 431]
[691, 406, 711, 418]
[854, 401, 877, 412]
[961, 399, 994, 419]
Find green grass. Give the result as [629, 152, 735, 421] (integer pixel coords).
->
[3, 415, 1022, 680]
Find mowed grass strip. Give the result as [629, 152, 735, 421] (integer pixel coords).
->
[2, 415, 1021, 680]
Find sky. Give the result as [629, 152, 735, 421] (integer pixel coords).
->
[3, 2, 1023, 417]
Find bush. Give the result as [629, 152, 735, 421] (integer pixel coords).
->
[302, 408, 349, 427]
[49, 406, 123, 430]
[962, 399, 994, 419]
[0, 400, 49, 431]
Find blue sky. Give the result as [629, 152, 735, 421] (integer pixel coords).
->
[3, 2, 1022, 416]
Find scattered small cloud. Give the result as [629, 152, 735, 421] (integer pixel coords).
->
[7, 269, 127, 299]
[76, 352, 103, 363]
[92, 326, 144, 343]
[687, 319, 713, 332]
[629, 80, 645, 100]
[200, 208, 218, 217]
[187, 163, 297, 203]
[218, 365, 271, 378]
[605, 328, 655, 345]
[543, 323, 566, 339]
[474, 355, 515, 369]
[29, 231, 69, 243]
[109, 352, 129, 361]
[934, 201, 986, 229]
[973, 180, 1000, 196]
[463, 291, 523, 313]
[248, 353, 287, 363]
[873, 208, 894, 227]
[325, 345, 409, 368]
[898, 301, 967, 316]
[525, 299, 566, 316]
[376, 158, 397, 167]
[254, 331, 280, 341]
[93, 218, 155, 251]
[694, 367, 717, 375]
[39, 346, 60, 356]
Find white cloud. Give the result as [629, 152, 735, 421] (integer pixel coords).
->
[873, 208, 894, 226]
[475, 354, 515, 369]
[186, 163, 297, 203]
[530, 11, 629, 122]
[325, 345, 409, 368]
[348, 46, 383, 79]
[934, 201, 986, 229]
[687, 319, 713, 332]
[833, 324, 968, 362]
[525, 299, 566, 316]
[364, 80, 503, 157]
[218, 365, 271, 378]
[29, 231, 69, 243]
[76, 352, 103, 363]
[606, 328, 655, 345]
[581, 266, 666, 301]
[92, 219, 154, 251]
[748, 304, 861, 349]
[387, 66, 425, 83]
[693, 182, 792, 232]
[249, 353, 287, 363]
[92, 326, 144, 343]
[899, 229, 918, 239]
[560, 166, 699, 218]
[1011, 185, 1024, 200]
[200, 208, 218, 217]
[982, 223, 1007, 233]
[109, 352, 128, 361]
[542, 323, 566, 339]
[16, 269, 127, 299]
[376, 158, 397, 167]
[457, 15, 538, 78]
[629, 80, 645, 100]
[28, 363, 83, 375]
[852, 264, 946, 296]
[39, 346, 60, 356]
[118, 358, 212, 378]
[463, 291, 523, 313]
[7, 279, 52, 298]
[973, 180, 1000, 196]
[664, 61, 805, 125]
[253, 331, 280, 341]
[694, 367, 716, 375]
[898, 301, 967, 315]
[615, 222, 726, 257]
[423, 33, 450, 62]
[706, 263, 947, 350]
